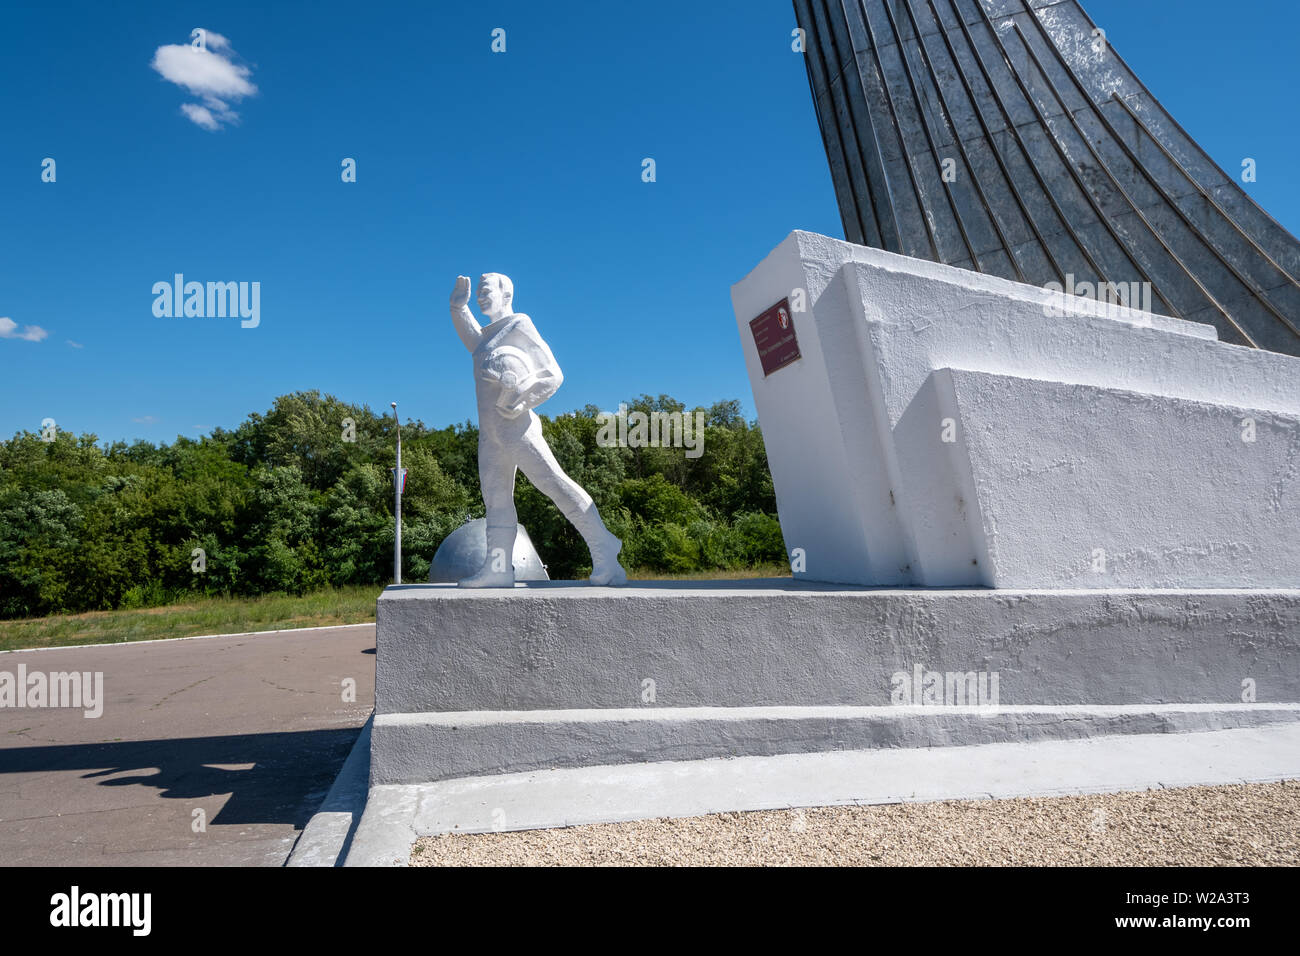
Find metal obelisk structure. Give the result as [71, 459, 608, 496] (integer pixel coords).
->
[793, 0, 1300, 356]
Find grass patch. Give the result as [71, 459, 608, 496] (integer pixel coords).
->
[626, 563, 792, 581]
[0, 585, 385, 652]
[0, 565, 793, 652]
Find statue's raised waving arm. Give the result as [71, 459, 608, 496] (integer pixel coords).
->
[449, 275, 483, 352]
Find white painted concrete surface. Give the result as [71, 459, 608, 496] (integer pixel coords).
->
[730, 231, 1300, 587]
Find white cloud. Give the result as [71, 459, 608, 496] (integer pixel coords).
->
[180, 103, 220, 130]
[151, 30, 256, 130]
[0, 317, 49, 342]
[202, 31, 232, 52]
[132, 415, 160, 425]
[67, 340, 84, 349]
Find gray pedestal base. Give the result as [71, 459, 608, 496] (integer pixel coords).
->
[372, 581, 1300, 785]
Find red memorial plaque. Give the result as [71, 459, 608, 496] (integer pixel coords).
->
[749, 298, 802, 376]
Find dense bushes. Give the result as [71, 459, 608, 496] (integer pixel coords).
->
[0, 391, 784, 618]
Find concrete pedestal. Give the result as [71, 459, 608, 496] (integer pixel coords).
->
[730, 232, 1300, 588]
[371, 582, 1300, 785]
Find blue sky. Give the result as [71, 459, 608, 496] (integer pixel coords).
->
[2, 0, 1298, 445]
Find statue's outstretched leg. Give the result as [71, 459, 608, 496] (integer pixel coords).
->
[459, 448, 518, 588]
[518, 426, 627, 586]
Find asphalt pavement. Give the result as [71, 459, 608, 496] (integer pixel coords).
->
[0, 624, 375, 866]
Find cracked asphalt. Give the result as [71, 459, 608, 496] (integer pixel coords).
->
[0, 625, 375, 866]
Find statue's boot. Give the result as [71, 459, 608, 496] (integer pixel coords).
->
[458, 523, 517, 588]
[588, 531, 628, 586]
[568, 503, 627, 586]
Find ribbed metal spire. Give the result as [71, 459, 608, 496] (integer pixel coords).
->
[795, 0, 1300, 355]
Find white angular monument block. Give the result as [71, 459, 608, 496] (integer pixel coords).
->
[731, 231, 1300, 588]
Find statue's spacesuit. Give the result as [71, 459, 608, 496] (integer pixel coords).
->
[450, 273, 626, 587]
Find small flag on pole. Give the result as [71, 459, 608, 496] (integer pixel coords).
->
[391, 467, 407, 494]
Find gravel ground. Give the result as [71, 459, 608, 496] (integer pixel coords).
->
[410, 780, 1300, 866]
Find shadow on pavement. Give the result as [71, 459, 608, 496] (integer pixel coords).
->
[0, 727, 361, 828]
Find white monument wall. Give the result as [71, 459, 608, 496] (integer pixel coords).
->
[731, 231, 1300, 588]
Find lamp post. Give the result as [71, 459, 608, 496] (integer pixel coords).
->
[392, 401, 403, 585]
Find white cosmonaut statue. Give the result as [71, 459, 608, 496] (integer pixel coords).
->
[449, 273, 627, 587]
